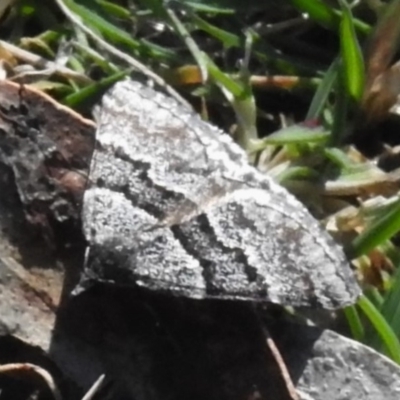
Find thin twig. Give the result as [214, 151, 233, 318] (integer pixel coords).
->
[262, 328, 300, 400]
[251, 17, 309, 37]
[0, 40, 92, 84]
[81, 374, 106, 400]
[250, 305, 300, 400]
[164, 5, 208, 83]
[54, 0, 192, 109]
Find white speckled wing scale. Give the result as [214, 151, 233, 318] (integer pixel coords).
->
[82, 79, 361, 309]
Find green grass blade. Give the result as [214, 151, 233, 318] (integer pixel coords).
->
[324, 147, 354, 170]
[373, 268, 400, 350]
[339, 0, 365, 102]
[63, 69, 129, 108]
[206, 57, 245, 97]
[255, 125, 329, 147]
[96, 0, 131, 19]
[65, 0, 174, 60]
[290, 0, 370, 34]
[289, 0, 338, 30]
[344, 305, 365, 342]
[65, 0, 141, 49]
[185, 1, 235, 14]
[191, 13, 240, 48]
[307, 57, 339, 119]
[350, 198, 400, 258]
[366, 287, 385, 309]
[357, 295, 400, 364]
[329, 69, 349, 146]
[275, 166, 318, 184]
[164, 4, 209, 81]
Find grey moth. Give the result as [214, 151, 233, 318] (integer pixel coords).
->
[82, 79, 361, 309]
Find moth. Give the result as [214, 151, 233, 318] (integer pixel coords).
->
[82, 79, 361, 309]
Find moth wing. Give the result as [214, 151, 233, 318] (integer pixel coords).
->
[82, 79, 361, 309]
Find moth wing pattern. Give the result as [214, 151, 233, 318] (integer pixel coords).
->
[82, 79, 361, 309]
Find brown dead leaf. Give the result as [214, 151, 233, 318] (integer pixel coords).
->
[0, 80, 95, 350]
[362, 61, 400, 122]
[0, 80, 95, 249]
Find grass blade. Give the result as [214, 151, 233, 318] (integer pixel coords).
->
[289, 0, 338, 30]
[373, 268, 400, 351]
[63, 69, 129, 108]
[350, 197, 400, 258]
[357, 295, 400, 364]
[339, 0, 365, 102]
[307, 57, 339, 119]
[344, 305, 365, 342]
[254, 124, 329, 147]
